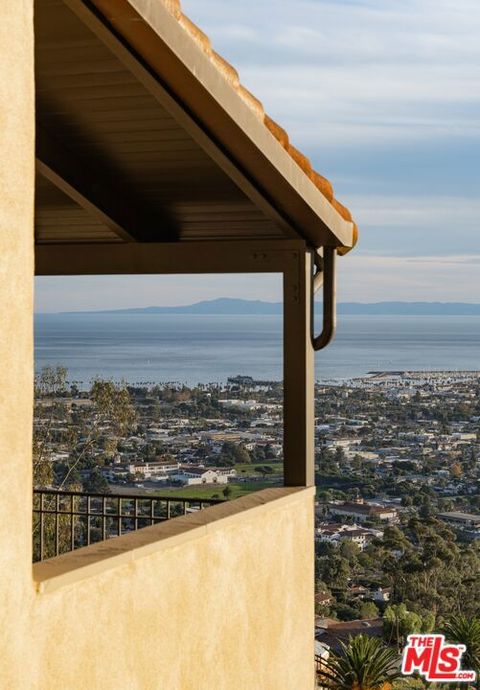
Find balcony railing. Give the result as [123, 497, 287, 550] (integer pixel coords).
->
[33, 489, 224, 562]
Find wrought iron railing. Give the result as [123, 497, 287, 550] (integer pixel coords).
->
[33, 489, 224, 562]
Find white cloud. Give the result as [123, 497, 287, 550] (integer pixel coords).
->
[338, 253, 480, 301]
[181, 0, 480, 147]
[341, 194, 480, 228]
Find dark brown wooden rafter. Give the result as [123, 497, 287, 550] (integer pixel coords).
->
[36, 124, 180, 242]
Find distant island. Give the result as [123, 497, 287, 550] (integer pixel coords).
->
[52, 298, 480, 316]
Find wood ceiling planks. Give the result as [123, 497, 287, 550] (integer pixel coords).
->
[34, 0, 289, 244]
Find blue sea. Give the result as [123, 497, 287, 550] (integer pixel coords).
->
[34, 313, 480, 387]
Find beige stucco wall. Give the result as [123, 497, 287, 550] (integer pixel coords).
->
[10, 487, 314, 690]
[0, 0, 36, 683]
[30, 488, 314, 690]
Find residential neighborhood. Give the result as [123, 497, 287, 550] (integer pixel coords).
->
[34, 367, 480, 651]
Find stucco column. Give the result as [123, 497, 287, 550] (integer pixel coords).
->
[0, 0, 35, 682]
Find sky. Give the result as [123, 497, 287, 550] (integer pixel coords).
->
[36, 0, 480, 311]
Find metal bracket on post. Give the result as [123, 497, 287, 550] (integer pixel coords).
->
[312, 246, 337, 351]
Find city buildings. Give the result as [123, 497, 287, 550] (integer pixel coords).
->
[437, 511, 480, 529]
[327, 501, 399, 524]
[171, 465, 236, 485]
[315, 524, 376, 551]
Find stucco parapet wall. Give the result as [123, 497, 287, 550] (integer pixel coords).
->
[33, 486, 315, 594]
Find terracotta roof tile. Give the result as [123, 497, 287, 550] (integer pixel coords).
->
[309, 171, 334, 203]
[211, 52, 240, 88]
[264, 115, 289, 150]
[331, 198, 352, 222]
[237, 85, 265, 120]
[178, 15, 211, 52]
[163, 0, 182, 20]
[161, 0, 357, 253]
[288, 144, 313, 177]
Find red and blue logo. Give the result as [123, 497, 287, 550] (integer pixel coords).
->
[402, 634, 476, 684]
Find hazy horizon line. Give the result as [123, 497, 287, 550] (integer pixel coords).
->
[35, 297, 480, 315]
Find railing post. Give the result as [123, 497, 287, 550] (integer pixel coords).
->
[117, 497, 122, 536]
[55, 492, 60, 556]
[102, 496, 107, 541]
[39, 492, 45, 562]
[70, 493, 75, 552]
[86, 495, 91, 546]
[134, 498, 138, 531]
[283, 247, 315, 487]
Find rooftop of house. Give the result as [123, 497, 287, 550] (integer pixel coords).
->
[438, 511, 480, 522]
[316, 618, 384, 652]
[177, 466, 213, 475]
[329, 502, 397, 515]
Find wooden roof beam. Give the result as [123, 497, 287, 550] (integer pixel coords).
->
[36, 125, 179, 243]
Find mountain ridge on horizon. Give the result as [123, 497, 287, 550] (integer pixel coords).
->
[42, 298, 480, 316]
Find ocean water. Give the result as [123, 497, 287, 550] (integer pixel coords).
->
[34, 313, 480, 386]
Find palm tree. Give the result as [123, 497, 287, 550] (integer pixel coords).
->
[319, 634, 401, 690]
[441, 615, 480, 689]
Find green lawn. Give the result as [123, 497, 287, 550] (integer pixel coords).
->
[158, 480, 281, 501]
[234, 462, 283, 475]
